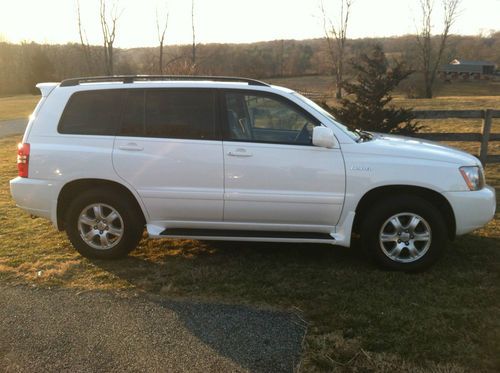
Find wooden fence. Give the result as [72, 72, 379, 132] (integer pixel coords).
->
[410, 109, 499, 165]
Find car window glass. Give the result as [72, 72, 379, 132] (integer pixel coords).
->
[119, 89, 216, 140]
[145, 89, 215, 140]
[225, 92, 317, 145]
[121, 89, 145, 137]
[59, 90, 124, 135]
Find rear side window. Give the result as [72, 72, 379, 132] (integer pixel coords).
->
[59, 90, 124, 135]
[119, 89, 216, 140]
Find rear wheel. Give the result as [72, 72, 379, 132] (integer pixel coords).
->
[65, 189, 143, 259]
[360, 195, 447, 271]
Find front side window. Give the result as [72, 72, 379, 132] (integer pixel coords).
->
[119, 89, 216, 140]
[59, 90, 124, 135]
[224, 92, 318, 145]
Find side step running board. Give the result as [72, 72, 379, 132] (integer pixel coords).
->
[159, 228, 334, 240]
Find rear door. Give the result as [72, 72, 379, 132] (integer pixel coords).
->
[112, 88, 224, 223]
[222, 90, 345, 229]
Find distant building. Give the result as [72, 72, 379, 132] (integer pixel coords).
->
[439, 59, 497, 80]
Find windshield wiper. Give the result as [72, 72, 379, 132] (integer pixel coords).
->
[354, 129, 373, 142]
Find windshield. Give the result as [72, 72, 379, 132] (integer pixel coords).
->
[292, 92, 360, 141]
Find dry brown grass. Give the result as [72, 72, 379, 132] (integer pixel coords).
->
[0, 95, 40, 121]
[267, 75, 500, 98]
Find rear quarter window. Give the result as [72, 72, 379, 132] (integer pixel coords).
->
[58, 90, 124, 135]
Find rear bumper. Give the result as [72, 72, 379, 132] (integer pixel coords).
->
[9, 177, 56, 223]
[444, 185, 496, 235]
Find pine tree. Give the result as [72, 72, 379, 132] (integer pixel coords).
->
[328, 45, 421, 134]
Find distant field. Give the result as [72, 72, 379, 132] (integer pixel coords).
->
[0, 95, 40, 121]
[268, 75, 500, 97]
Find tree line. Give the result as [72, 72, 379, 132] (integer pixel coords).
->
[0, 0, 498, 97]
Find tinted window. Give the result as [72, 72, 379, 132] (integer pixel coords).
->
[59, 90, 124, 135]
[120, 89, 216, 140]
[121, 89, 145, 136]
[225, 92, 318, 145]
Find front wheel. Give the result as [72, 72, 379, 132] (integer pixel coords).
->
[360, 195, 447, 272]
[65, 189, 144, 259]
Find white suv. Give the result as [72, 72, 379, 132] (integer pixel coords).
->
[10, 76, 496, 271]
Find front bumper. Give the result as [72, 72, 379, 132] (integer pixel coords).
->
[444, 185, 496, 235]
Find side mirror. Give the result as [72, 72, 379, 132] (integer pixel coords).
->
[312, 126, 337, 149]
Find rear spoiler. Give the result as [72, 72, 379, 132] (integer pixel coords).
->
[36, 82, 58, 97]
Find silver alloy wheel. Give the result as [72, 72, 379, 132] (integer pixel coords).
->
[78, 203, 124, 250]
[379, 212, 432, 263]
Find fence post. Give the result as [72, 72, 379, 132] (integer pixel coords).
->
[479, 109, 493, 165]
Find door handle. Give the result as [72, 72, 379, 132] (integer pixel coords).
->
[227, 149, 252, 157]
[119, 143, 144, 151]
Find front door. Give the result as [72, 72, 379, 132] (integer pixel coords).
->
[222, 90, 345, 230]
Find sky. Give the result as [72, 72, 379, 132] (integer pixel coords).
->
[0, 0, 499, 48]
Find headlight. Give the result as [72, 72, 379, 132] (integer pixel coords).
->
[459, 166, 485, 191]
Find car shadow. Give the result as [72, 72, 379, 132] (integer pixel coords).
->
[153, 297, 307, 372]
[90, 239, 365, 372]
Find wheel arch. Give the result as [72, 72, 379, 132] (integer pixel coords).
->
[56, 178, 147, 231]
[353, 185, 456, 240]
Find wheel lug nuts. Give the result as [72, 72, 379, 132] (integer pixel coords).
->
[93, 226, 97, 229]
[99, 230, 103, 234]
[405, 241, 409, 245]
[410, 235, 414, 239]
[397, 239, 401, 243]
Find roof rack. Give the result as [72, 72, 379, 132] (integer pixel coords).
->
[59, 75, 270, 87]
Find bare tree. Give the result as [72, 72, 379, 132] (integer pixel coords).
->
[156, 2, 169, 74]
[191, 0, 196, 69]
[416, 0, 461, 98]
[320, 0, 353, 99]
[99, 0, 121, 75]
[76, 0, 92, 74]
[278, 39, 285, 77]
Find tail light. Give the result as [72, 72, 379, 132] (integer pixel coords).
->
[17, 143, 30, 178]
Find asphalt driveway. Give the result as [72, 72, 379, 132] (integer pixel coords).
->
[0, 285, 305, 372]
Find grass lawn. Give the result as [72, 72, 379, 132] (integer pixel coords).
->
[0, 95, 40, 121]
[267, 75, 500, 98]
[0, 83, 499, 371]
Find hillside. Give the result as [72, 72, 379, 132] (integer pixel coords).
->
[1, 32, 499, 95]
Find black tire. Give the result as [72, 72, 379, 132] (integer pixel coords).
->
[360, 194, 447, 272]
[65, 188, 144, 259]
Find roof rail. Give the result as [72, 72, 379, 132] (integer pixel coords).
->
[59, 75, 270, 87]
